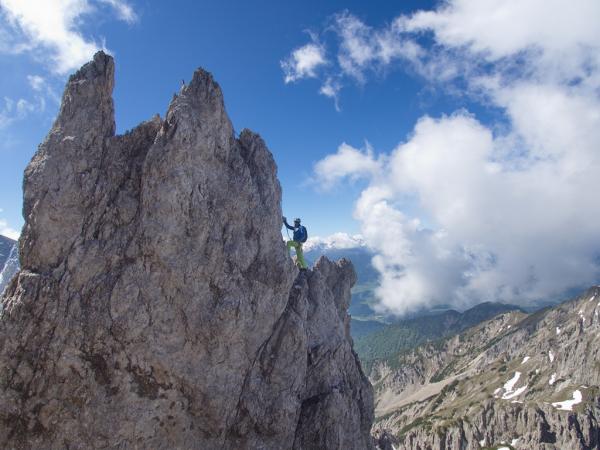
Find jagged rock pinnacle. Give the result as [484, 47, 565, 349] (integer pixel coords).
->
[0, 53, 374, 449]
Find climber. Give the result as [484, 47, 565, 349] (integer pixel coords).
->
[283, 216, 308, 270]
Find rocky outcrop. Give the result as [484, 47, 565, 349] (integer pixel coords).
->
[0, 52, 373, 450]
[390, 400, 600, 450]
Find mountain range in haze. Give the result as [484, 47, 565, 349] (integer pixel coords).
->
[0, 235, 18, 295]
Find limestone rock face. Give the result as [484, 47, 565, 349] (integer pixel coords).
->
[0, 52, 374, 450]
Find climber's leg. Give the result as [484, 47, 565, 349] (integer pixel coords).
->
[295, 243, 308, 269]
[286, 240, 295, 255]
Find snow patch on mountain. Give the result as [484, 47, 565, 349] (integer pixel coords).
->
[503, 385, 527, 400]
[495, 372, 528, 400]
[552, 390, 582, 411]
[504, 372, 521, 392]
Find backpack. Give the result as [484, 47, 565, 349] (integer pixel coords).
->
[299, 226, 308, 243]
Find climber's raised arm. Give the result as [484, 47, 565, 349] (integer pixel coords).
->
[282, 216, 295, 231]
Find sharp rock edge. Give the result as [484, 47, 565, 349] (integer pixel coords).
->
[0, 51, 374, 450]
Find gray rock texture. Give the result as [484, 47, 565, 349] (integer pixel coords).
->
[0, 52, 374, 450]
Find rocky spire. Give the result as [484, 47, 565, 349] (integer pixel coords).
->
[0, 52, 373, 450]
[20, 51, 117, 272]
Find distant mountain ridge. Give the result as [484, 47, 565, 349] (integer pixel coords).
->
[0, 235, 15, 269]
[355, 302, 523, 373]
[0, 235, 18, 295]
[372, 286, 600, 450]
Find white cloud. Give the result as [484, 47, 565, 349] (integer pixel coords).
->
[0, 0, 138, 74]
[0, 96, 41, 128]
[313, 142, 381, 190]
[26, 74, 61, 106]
[0, 98, 13, 128]
[319, 77, 342, 111]
[403, 0, 600, 68]
[98, 0, 137, 24]
[0, 218, 19, 240]
[333, 11, 421, 82]
[284, 1, 600, 107]
[281, 11, 424, 108]
[0, 0, 99, 74]
[27, 74, 45, 91]
[311, 1, 600, 315]
[281, 42, 327, 83]
[304, 232, 365, 252]
[317, 106, 600, 315]
[15, 98, 35, 115]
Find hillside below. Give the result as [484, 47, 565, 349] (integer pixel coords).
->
[372, 287, 600, 450]
[355, 302, 522, 374]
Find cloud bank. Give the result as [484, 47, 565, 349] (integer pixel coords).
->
[303, 232, 365, 252]
[308, 0, 600, 315]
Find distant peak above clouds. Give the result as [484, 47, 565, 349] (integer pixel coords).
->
[303, 232, 366, 252]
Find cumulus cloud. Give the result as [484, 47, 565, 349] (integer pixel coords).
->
[0, 0, 137, 74]
[403, 0, 600, 72]
[281, 41, 327, 83]
[311, 0, 600, 315]
[313, 142, 381, 190]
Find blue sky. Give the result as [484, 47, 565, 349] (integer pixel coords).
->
[1, 0, 600, 313]
[0, 0, 449, 238]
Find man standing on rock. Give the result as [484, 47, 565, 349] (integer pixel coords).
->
[283, 216, 308, 270]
